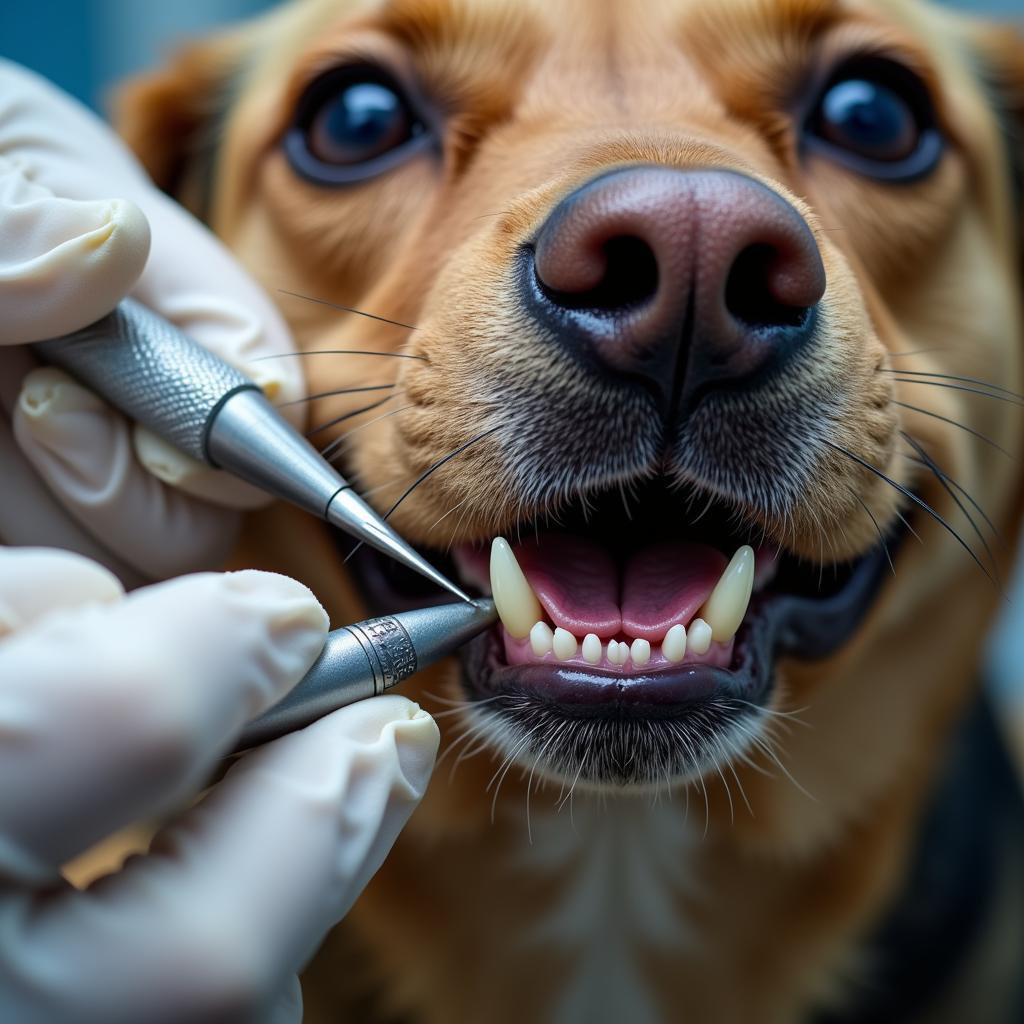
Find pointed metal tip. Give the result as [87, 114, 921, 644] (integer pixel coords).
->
[326, 488, 473, 602]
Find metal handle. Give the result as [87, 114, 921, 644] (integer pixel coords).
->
[234, 615, 419, 750]
[32, 298, 257, 464]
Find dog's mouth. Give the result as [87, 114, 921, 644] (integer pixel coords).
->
[348, 480, 896, 789]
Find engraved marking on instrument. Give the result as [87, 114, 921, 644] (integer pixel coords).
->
[348, 617, 417, 694]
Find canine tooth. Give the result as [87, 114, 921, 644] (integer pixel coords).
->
[490, 538, 542, 639]
[582, 633, 601, 664]
[700, 545, 755, 642]
[607, 640, 624, 665]
[630, 638, 651, 666]
[530, 621, 554, 657]
[663, 624, 687, 663]
[553, 627, 578, 660]
[689, 618, 712, 655]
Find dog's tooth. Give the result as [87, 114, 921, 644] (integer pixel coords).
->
[490, 538, 542, 639]
[663, 624, 687, 663]
[700, 545, 755, 642]
[553, 627, 578, 660]
[607, 640, 624, 665]
[530, 621, 554, 657]
[582, 633, 602, 664]
[688, 618, 712, 655]
[630, 638, 651, 666]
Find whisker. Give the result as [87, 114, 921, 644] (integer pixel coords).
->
[351, 473, 410, 500]
[726, 756, 754, 818]
[383, 426, 502, 523]
[713, 755, 735, 825]
[899, 432, 1002, 544]
[430, 706, 481, 721]
[428, 495, 473, 534]
[524, 726, 566, 843]
[823, 440, 994, 586]
[438, 719, 494, 775]
[308, 394, 396, 438]
[440, 708, 506, 779]
[278, 288, 417, 331]
[886, 377, 1024, 407]
[733, 718, 816, 802]
[899, 432, 998, 579]
[489, 730, 536, 823]
[278, 384, 395, 408]
[342, 425, 501, 566]
[884, 346, 950, 359]
[893, 507, 923, 545]
[880, 368, 1024, 402]
[423, 691, 501, 710]
[322, 404, 414, 462]
[902, 440, 1001, 540]
[892, 400, 1012, 458]
[252, 348, 425, 361]
[556, 731, 587, 815]
[852, 492, 895, 576]
[694, 742, 712, 838]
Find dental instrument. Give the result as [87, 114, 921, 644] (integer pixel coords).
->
[33, 298, 470, 602]
[235, 597, 496, 750]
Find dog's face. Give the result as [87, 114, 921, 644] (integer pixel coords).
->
[123, 0, 1024, 807]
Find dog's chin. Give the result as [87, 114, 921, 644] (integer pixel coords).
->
[346, 481, 897, 791]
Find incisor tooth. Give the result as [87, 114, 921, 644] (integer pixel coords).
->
[553, 627, 578, 660]
[582, 633, 601, 664]
[663, 624, 686, 663]
[700, 545, 755, 641]
[530, 621, 553, 656]
[607, 640, 624, 665]
[490, 537, 542, 639]
[689, 618, 712, 655]
[630, 638, 651, 666]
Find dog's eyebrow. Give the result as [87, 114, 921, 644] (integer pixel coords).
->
[378, 0, 543, 56]
[681, 0, 841, 43]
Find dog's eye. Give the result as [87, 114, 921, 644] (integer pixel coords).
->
[804, 58, 943, 182]
[285, 68, 431, 185]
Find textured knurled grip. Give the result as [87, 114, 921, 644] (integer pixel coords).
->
[32, 298, 257, 465]
[345, 616, 419, 695]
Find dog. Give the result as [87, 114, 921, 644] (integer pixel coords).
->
[116, 0, 1024, 1020]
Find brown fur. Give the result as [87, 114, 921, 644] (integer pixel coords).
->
[118, 1, 1024, 1019]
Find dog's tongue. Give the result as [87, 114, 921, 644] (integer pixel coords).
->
[514, 535, 727, 641]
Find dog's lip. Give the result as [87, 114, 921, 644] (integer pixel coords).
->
[341, 488, 900, 721]
[459, 537, 893, 716]
[464, 623, 755, 714]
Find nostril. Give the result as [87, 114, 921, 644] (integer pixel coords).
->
[724, 244, 813, 330]
[537, 235, 659, 313]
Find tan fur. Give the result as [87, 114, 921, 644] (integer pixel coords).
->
[118, 1, 1024, 1019]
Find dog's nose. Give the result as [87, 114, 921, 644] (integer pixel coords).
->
[526, 166, 826, 407]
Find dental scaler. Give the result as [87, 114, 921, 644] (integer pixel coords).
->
[34, 299, 469, 602]
[235, 598, 496, 751]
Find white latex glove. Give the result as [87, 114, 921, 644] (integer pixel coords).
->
[0, 547, 439, 1024]
[0, 60, 307, 582]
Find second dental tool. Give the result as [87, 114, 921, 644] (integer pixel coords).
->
[33, 298, 469, 601]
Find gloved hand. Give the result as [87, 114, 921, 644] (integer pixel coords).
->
[0, 60, 307, 582]
[0, 546, 439, 1024]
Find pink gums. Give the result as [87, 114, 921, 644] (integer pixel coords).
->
[514, 535, 727, 641]
[452, 535, 778, 676]
[503, 632, 735, 673]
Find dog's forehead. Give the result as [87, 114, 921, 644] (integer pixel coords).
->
[326, 0, 938, 54]
[283, 0, 955, 121]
